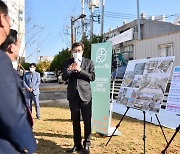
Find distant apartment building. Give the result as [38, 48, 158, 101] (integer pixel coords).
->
[4, 0, 25, 62]
[39, 56, 54, 63]
[104, 14, 180, 60]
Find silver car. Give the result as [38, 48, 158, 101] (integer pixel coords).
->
[41, 72, 57, 83]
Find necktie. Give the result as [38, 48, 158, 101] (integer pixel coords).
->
[31, 74, 33, 82]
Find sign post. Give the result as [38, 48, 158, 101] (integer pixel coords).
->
[91, 42, 118, 135]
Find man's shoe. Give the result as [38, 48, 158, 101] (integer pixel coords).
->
[84, 146, 90, 154]
[66, 145, 82, 153]
[37, 117, 41, 120]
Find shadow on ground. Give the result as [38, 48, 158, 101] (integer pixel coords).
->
[44, 118, 72, 122]
[35, 138, 65, 154]
[35, 134, 87, 154]
[34, 132, 73, 139]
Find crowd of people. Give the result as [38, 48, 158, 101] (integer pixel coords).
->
[0, 1, 135, 153]
[0, 1, 95, 153]
[0, 0, 136, 153]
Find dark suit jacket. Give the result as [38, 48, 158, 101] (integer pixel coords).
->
[62, 57, 95, 102]
[0, 51, 36, 153]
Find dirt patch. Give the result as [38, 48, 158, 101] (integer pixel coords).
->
[32, 104, 180, 154]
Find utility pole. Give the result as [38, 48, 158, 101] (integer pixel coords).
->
[90, 6, 94, 41]
[137, 0, 141, 40]
[100, 0, 105, 36]
[71, 14, 86, 46]
[89, 0, 100, 41]
[81, 0, 85, 40]
[71, 17, 75, 46]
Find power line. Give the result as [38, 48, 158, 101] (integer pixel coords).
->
[94, 9, 180, 20]
[105, 11, 137, 18]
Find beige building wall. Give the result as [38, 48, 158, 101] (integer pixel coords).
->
[134, 31, 180, 66]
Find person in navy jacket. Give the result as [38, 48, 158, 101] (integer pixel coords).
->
[0, 9, 36, 153]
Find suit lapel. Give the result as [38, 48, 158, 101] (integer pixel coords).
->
[27, 72, 31, 83]
[14, 69, 26, 104]
[14, 69, 34, 126]
[81, 57, 86, 69]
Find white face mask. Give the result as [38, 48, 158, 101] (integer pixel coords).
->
[73, 52, 82, 60]
[30, 68, 35, 73]
[12, 61, 18, 70]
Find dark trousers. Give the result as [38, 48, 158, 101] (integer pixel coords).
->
[69, 91, 92, 147]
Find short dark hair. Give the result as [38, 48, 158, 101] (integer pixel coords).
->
[129, 57, 134, 60]
[71, 42, 84, 51]
[0, 0, 8, 15]
[0, 29, 17, 51]
[30, 63, 36, 67]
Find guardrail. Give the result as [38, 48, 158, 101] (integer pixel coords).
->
[110, 78, 170, 108]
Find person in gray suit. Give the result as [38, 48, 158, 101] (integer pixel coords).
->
[23, 63, 41, 119]
[62, 42, 95, 154]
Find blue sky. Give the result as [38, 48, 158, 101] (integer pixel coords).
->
[25, 0, 180, 63]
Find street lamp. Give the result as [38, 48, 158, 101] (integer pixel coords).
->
[71, 14, 86, 46]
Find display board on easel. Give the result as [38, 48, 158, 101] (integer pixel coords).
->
[107, 56, 175, 153]
[115, 56, 175, 113]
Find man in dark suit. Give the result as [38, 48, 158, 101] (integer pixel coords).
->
[23, 63, 41, 119]
[0, 12, 36, 153]
[62, 42, 95, 154]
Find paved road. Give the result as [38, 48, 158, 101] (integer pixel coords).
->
[40, 82, 66, 89]
[39, 82, 67, 101]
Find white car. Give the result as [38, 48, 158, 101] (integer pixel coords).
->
[41, 72, 57, 83]
[58, 74, 68, 84]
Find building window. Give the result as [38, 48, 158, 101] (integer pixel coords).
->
[125, 45, 133, 52]
[158, 43, 173, 57]
[19, 10, 23, 14]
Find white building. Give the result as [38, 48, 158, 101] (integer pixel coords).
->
[104, 17, 180, 61]
[134, 31, 180, 67]
[39, 56, 54, 63]
[4, 0, 25, 61]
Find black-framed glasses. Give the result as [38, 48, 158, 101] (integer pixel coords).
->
[72, 50, 83, 53]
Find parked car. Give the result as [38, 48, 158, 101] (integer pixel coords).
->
[41, 72, 57, 83]
[58, 73, 68, 84]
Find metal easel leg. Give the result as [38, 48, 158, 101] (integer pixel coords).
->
[143, 111, 146, 154]
[106, 107, 130, 146]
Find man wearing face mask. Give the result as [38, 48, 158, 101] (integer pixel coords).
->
[0, 27, 36, 153]
[62, 42, 95, 154]
[23, 63, 41, 120]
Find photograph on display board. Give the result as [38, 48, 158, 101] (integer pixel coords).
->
[116, 56, 174, 113]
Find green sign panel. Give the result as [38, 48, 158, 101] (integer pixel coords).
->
[91, 42, 112, 135]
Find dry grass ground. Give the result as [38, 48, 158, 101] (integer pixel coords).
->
[32, 103, 180, 154]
